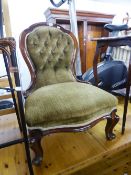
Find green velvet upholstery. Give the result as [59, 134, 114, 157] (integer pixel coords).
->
[18, 23, 120, 166]
[25, 82, 118, 128]
[27, 26, 75, 90]
[24, 25, 118, 130]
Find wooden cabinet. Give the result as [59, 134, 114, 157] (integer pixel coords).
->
[44, 8, 114, 73]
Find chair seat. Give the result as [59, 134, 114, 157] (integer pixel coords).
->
[25, 82, 118, 129]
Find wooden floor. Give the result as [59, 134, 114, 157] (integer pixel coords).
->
[0, 97, 131, 175]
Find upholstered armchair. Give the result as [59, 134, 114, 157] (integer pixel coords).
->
[19, 22, 119, 165]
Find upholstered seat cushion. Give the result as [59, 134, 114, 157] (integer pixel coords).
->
[25, 82, 118, 129]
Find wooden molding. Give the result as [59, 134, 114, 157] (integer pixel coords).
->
[44, 8, 114, 24]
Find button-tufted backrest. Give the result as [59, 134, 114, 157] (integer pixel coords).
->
[26, 26, 76, 90]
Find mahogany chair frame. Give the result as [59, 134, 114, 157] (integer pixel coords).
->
[19, 22, 119, 165]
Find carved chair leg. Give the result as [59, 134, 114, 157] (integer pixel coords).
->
[29, 129, 43, 166]
[105, 110, 119, 140]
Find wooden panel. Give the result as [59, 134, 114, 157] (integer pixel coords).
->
[78, 22, 85, 73]
[86, 24, 106, 70]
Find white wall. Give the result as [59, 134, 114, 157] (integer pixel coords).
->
[2, 0, 131, 89]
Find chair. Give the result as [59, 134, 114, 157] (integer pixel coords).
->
[91, 35, 131, 135]
[19, 22, 119, 165]
[0, 37, 34, 174]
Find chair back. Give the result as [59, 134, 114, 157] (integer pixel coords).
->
[19, 22, 78, 91]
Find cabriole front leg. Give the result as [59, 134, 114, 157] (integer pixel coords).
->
[105, 110, 119, 140]
[29, 129, 43, 166]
